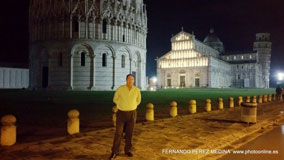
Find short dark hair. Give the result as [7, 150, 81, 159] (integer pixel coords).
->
[126, 74, 135, 79]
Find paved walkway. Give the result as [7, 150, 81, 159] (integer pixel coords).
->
[219, 123, 284, 160]
[1, 101, 284, 160]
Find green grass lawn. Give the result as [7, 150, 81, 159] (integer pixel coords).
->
[0, 88, 275, 142]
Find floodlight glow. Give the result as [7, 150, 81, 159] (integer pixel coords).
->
[152, 77, 157, 83]
[278, 73, 284, 81]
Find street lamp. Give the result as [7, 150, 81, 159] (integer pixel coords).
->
[276, 72, 284, 88]
[152, 77, 157, 83]
[149, 77, 157, 91]
[277, 72, 284, 81]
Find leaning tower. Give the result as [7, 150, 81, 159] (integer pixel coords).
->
[253, 33, 272, 88]
[29, 0, 147, 90]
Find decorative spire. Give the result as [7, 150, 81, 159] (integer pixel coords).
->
[181, 26, 184, 31]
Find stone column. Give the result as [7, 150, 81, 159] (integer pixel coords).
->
[129, 58, 132, 74]
[138, 60, 142, 88]
[70, 17, 73, 38]
[78, 16, 81, 39]
[69, 55, 73, 90]
[113, 21, 117, 41]
[93, 18, 96, 39]
[85, 16, 89, 39]
[98, 19, 102, 40]
[90, 55, 96, 90]
[127, 24, 130, 43]
[112, 56, 116, 89]
[117, 23, 120, 42]
[108, 21, 112, 40]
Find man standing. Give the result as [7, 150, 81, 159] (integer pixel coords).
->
[276, 85, 282, 101]
[109, 74, 141, 159]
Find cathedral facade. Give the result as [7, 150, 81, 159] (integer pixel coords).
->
[157, 29, 271, 88]
[29, 0, 147, 90]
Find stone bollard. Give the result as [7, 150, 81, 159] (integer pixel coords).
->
[205, 99, 211, 112]
[218, 98, 223, 110]
[263, 95, 268, 103]
[229, 97, 234, 108]
[146, 103, 154, 121]
[252, 96, 257, 103]
[112, 106, 118, 127]
[189, 100, 196, 114]
[241, 102, 257, 123]
[258, 95, 263, 104]
[245, 96, 250, 103]
[1, 115, 17, 146]
[238, 96, 243, 107]
[67, 109, 80, 135]
[268, 94, 272, 102]
[170, 101, 178, 117]
[272, 94, 276, 101]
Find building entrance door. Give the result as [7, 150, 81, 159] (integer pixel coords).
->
[42, 66, 48, 88]
[195, 78, 200, 87]
[167, 79, 171, 87]
[180, 76, 185, 87]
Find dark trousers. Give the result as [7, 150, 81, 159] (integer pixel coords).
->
[111, 109, 137, 154]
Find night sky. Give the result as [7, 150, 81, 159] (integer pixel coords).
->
[1, 0, 284, 85]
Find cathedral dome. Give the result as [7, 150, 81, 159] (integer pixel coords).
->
[204, 28, 222, 43]
[203, 28, 224, 53]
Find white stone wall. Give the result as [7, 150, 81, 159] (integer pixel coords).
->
[29, 41, 147, 91]
[48, 50, 70, 90]
[0, 67, 29, 89]
[194, 40, 220, 58]
[208, 57, 232, 88]
[231, 63, 263, 88]
[157, 67, 208, 88]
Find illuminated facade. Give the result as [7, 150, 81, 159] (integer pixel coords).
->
[157, 29, 271, 88]
[29, 0, 147, 90]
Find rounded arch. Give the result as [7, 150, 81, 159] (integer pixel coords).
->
[71, 43, 94, 57]
[116, 46, 132, 60]
[70, 43, 94, 90]
[95, 44, 115, 57]
[135, 50, 142, 62]
[195, 72, 200, 77]
[180, 70, 186, 74]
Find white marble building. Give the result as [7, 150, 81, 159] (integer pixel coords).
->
[0, 67, 29, 89]
[29, 0, 147, 90]
[157, 29, 271, 88]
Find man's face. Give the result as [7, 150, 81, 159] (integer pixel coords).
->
[126, 75, 135, 86]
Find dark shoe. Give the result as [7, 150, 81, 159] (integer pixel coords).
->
[109, 153, 118, 160]
[125, 152, 133, 157]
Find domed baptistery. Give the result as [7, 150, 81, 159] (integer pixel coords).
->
[29, 0, 147, 90]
